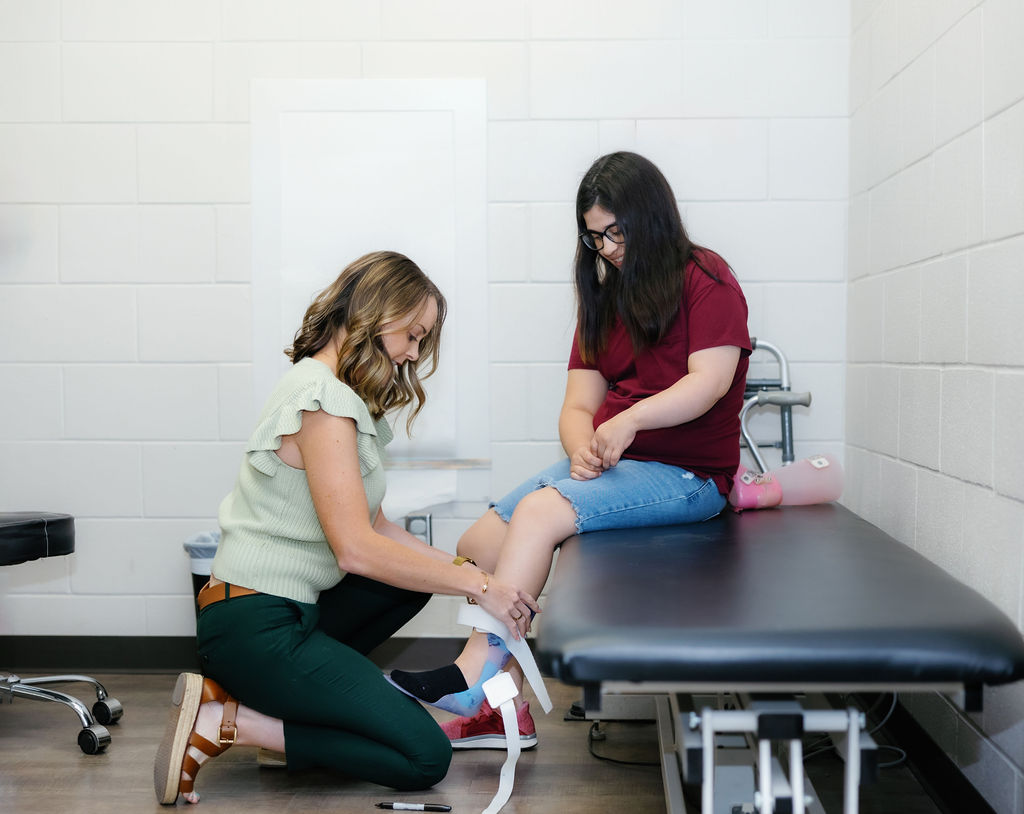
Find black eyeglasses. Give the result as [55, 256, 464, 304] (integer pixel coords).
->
[578, 223, 624, 251]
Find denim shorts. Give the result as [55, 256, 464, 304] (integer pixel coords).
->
[491, 457, 726, 534]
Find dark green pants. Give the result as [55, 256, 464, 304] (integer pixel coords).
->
[196, 574, 452, 790]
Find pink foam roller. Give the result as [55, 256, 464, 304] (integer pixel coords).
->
[771, 454, 844, 505]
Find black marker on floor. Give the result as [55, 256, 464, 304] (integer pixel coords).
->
[375, 804, 452, 812]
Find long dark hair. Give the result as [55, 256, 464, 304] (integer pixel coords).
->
[573, 152, 717, 363]
[286, 251, 446, 429]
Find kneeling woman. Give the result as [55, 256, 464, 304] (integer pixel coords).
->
[154, 251, 540, 804]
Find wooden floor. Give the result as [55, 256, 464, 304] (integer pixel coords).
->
[0, 672, 943, 814]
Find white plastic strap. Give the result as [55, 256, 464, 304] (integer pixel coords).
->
[456, 603, 553, 714]
[479, 671, 521, 814]
[480, 697, 521, 814]
[458, 606, 552, 814]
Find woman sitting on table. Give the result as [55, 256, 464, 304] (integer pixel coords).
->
[387, 152, 752, 749]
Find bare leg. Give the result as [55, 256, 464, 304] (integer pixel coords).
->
[180, 699, 285, 804]
[491, 487, 577, 597]
[388, 487, 577, 714]
[455, 487, 577, 695]
[454, 511, 523, 701]
[456, 509, 509, 572]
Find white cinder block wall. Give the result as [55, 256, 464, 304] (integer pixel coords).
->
[847, 0, 1024, 811]
[0, 0, 849, 638]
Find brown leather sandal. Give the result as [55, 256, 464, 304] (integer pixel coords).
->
[154, 673, 238, 805]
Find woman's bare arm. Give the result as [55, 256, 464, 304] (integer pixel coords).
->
[296, 409, 540, 637]
[589, 345, 741, 469]
[558, 368, 609, 480]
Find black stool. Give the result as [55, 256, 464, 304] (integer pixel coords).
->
[0, 512, 123, 753]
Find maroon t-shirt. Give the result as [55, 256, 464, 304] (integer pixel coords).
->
[568, 250, 751, 495]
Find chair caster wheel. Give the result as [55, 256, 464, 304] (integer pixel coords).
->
[92, 697, 124, 725]
[78, 723, 111, 754]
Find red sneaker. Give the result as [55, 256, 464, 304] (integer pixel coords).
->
[439, 699, 537, 750]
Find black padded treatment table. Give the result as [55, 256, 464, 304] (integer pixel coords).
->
[535, 503, 1024, 814]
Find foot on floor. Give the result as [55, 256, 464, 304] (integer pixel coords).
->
[440, 699, 537, 750]
[153, 673, 237, 805]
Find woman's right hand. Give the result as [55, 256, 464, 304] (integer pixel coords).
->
[560, 369, 609, 480]
[475, 573, 541, 640]
[569, 444, 605, 480]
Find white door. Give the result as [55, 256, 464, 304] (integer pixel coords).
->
[251, 79, 488, 462]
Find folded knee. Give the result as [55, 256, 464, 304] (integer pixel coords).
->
[513, 487, 578, 535]
[392, 745, 452, 791]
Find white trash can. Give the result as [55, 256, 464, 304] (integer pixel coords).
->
[183, 531, 220, 618]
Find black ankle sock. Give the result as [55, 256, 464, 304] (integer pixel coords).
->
[389, 664, 467, 703]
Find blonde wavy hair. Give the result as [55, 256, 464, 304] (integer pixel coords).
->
[286, 251, 447, 428]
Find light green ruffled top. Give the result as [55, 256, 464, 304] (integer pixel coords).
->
[213, 357, 393, 604]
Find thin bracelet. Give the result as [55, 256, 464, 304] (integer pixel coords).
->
[467, 572, 490, 604]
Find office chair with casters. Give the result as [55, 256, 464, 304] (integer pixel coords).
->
[0, 512, 124, 754]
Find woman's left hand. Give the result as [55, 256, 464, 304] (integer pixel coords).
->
[590, 412, 638, 469]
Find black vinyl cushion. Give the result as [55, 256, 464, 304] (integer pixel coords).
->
[0, 512, 75, 566]
[537, 504, 1024, 687]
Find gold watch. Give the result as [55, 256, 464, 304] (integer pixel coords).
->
[452, 555, 476, 567]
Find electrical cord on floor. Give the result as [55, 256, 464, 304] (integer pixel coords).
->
[868, 691, 899, 733]
[586, 721, 660, 767]
[802, 692, 907, 768]
[865, 692, 908, 769]
[875, 744, 908, 769]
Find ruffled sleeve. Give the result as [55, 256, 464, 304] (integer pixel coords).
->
[246, 361, 393, 477]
